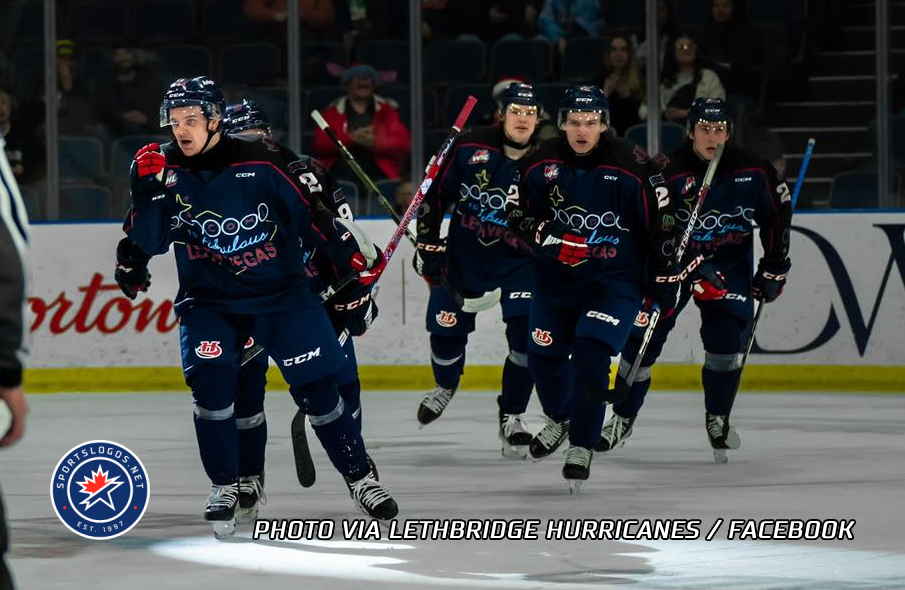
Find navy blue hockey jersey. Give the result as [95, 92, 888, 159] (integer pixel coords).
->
[124, 135, 341, 315]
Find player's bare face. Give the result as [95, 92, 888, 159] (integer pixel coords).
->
[691, 122, 729, 161]
[168, 106, 219, 156]
[502, 104, 538, 145]
[563, 112, 604, 155]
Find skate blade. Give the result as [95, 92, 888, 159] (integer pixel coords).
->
[725, 428, 741, 449]
[568, 480, 584, 494]
[713, 449, 728, 464]
[212, 519, 237, 540]
[235, 506, 258, 525]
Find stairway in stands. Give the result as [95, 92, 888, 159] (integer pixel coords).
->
[769, 0, 904, 207]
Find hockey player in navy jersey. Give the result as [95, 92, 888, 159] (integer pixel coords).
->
[506, 85, 679, 489]
[116, 77, 396, 535]
[412, 82, 540, 459]
[597, 98, 793, 463]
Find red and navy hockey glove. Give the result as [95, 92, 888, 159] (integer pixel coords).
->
[115, 237, 152, 300]
[134, 143, 165, 179]
[752, 258, 791, 302]
[130, 143, 168, 206]
[535, 220, 587, 265]
[691, 260, 728, 301]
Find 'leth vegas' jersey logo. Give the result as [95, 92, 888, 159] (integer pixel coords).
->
[50, 440, 150, 540]
[544, 164, 560, 181]
[436, 311, 457, 327]
[634, 310, 651, 327]
[532, 328, 553, 346]
[195, 340, 223, 358]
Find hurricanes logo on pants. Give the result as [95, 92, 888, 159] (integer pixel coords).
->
[195, 341, 223, 358]
[532, 328, 553, 347]
[436, 311, 457, 327]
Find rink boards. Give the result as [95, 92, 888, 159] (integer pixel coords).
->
[22, 212, 905, 391]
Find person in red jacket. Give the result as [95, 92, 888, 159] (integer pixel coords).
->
[312, 64, 410, 200]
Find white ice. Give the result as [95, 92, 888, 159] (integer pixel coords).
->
[4, 389, 905, 589]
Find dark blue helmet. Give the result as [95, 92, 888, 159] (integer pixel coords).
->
[498, 82, 541, 113]
[686, 97, 731, 135]
[558, 85, 609, 126]
[159, 76, 226, 128]
[223, 99, 272, 136]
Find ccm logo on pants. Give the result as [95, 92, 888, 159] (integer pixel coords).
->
[283, 347, 321, 366]
[586, 311, 620, 326]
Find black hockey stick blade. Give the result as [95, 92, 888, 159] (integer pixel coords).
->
[291, 409, 316, 488]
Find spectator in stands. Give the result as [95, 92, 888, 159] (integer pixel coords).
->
[481, 1, 542, 43]
[20, 39, 92, 137]
[698, 0, 758, 99]
[92, 48, 161, 137]
[600, 33, 643, 137]
[538, 0, 603, 55]
[243, 0, 352, 45]
[0, 89, 27, 180]
[636, 0, 677, 70]
[313, 63, 410, 195]
[643, 31, 725, 125]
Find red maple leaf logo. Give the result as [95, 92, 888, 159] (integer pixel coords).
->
[79, 469, 109, 494]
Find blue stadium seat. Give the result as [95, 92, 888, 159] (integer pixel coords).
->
[490, 38, 552, 82]
[60, 184, 113, 220]
[18, 186, 40, 220]
[202, 0, 259, 40]
[134, 0, 196, 43]
[110, 135, 169, 181]
[219, 43, 281, 86]
[380, 87, 437, 128]
[624, 123, 687, 154]
[300, 42, 348, 67]
[424, 39, 486, 83]
[337, 180, 360, 214]
[444, 84, 494, 127]
[562, 37, 609, 82]
[59, 136, 105, 183]
[829, 171, 901, 209]
[605, 1, 644, 28]
[676, 0, 711, 28]
[155, 45, 214, 86]
[68, 1, 128, 44]
[0, 2, 43, 48]
[305, 86, 346, 122]
[375, 179, 400, 204]
[535, 83, 568, 118]
[357, 40, 410, 83]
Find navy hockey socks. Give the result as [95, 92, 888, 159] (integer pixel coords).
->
[430, 334, 468, 390]
[190, 365, 239, 485]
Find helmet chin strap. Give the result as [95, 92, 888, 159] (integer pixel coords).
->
[197, 121, 221, 155]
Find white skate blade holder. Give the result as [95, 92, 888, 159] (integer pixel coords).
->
[212, 519, 236, 540]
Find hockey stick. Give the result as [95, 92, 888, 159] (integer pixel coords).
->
[239, 98, 477, 368]
[732, 137, 814, 396]
[621, 143, 726, 391]
[310, 109, 500, 313]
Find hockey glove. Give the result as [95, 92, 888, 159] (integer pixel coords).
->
[752, 258, 791, 303]
[130, 143, 168, 206]
[535, 220, 587, 265]
[690, 260, 728, 302]
[328, 218, 381, 277]
[330, 278, 379, 337]
[412, 236, 447, 285]
[115, 237, 152, 300]
[644, 269, 682, 318]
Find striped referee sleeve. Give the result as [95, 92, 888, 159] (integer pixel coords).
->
[0, 134, 30, 388]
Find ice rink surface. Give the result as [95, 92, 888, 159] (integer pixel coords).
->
[4, 389, 905, 590]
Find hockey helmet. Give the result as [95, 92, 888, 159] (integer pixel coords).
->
[686, 97, 731, 135]
[223, 99, 272, 136]
[159, 76, 226, 128]
[498, 82, 541, 114]
[558, 85, 609, 127]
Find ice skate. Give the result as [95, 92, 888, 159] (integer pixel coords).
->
[706, 413, 741, 464]
[236, 474, 266, 524]
[528, 416, 569, 461]
[498, 407, 531, 459]
[562, 445, 592, 494]
[204, 483, 239, 540]
[417, 385, 456, 427]
[346, 468, 398, 520]
[595, 413, 635, 452]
